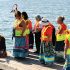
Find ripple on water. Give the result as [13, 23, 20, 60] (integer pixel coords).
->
[0, 0, 70, 51]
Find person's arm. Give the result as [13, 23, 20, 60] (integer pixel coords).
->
[20, 20, 26, 36]
[56, 25, 62, 34]
[12, 28, 15, 40]
[36, 23, 42, 32]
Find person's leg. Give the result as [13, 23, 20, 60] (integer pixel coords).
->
[39, 42, 45, 64]
[37, 38, 41, 53]
[35, 32, 38, 52]
[35, 32, 41, 53]
[29, 31, 34, 49]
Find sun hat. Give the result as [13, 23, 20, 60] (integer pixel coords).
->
[41, 18, 49, 25]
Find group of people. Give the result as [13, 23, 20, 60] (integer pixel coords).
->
[12, 10, 70, 69]
[0, 4, 70, 69]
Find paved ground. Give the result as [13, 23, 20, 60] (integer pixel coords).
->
[0, 51, 63, 70]
[0, 63, 15, 70]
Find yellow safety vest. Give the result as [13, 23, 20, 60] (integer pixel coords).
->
[23, 28, 30, 36]
[14, 19, 22, 36]
[56, 34, 66, 41]
[14, 19, 30, 36]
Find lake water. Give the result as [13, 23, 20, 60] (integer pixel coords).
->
[0, 0, 70, 50]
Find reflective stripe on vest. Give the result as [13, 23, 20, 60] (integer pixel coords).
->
[42, 36, 48, 39]
[34, 22, 39, 31]
[14, 19, 30, 36]
[41, 26, 51, 40]
[23, 29, 30, 36]
[14, 19, 23, 36]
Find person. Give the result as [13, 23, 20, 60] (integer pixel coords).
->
[55, 16, 67, 63]
[0, 35, 7, 58]
[33, 15, 42, 54]
[56, 16, 67, 51]
[39, 18, 55, 65]
[13, 11, 28, 58]
[39, 18, 56, 47]
[63, 30, 70, 70]
[22, 12, 34, 49]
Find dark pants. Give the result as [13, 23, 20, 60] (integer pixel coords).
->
[35, 31, 41, 53]
[52, 28, 56, 46]
[29, 31, 34, 49]
[55, 41, 65, 51]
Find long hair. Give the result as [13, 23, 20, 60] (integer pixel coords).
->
[22, 12, 28, 20]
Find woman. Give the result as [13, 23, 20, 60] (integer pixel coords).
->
[33, 15, 42, 54]
[22, 12, 34, 49]
[56, 16, 67, 51]
[55, 16, 67, 63]
[39, 18, 55, 65]
[13, 11, 28, 58]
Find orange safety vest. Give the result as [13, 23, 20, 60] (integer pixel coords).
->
[61, 23, 67, 31]
[41, 26, 51, 41]
[26, 20, 32, 30]
[13, 19, 23, 36]
[34, 21, 40, 31]
[58, 23, 67, 34]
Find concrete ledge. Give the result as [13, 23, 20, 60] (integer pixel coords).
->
[0, 63, 16, 70]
